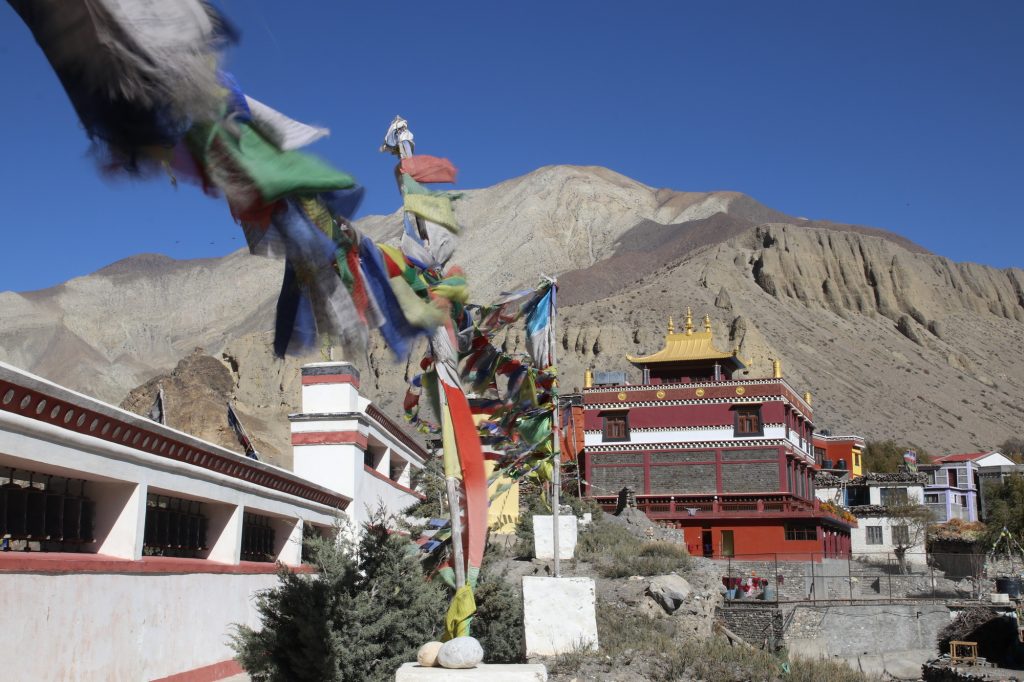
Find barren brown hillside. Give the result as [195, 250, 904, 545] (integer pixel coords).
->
[2, 166, 1021, 468]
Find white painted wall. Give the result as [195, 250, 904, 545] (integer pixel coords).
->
[3, 571, 281, 682]
[353, 469, 420, 525]
[851, 516, 928, 567]
[584, 424, 787, 446]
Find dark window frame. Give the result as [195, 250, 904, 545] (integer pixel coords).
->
[784, 525, 817, 541]
[601, 411, 630, 442]
[865, 526, 883, 545]
[733, 405, 763, 437]
[892, 525, 910, 546]
[880, 486, 909, 506]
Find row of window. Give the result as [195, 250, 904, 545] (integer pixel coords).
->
[865, 525, 910, 545]
[784, 525, 817, 541]
[601, 406, 763, 442]
[143, 494, 278, 561]
[1, 471, 95, 550]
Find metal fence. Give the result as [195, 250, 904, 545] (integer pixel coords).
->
[717, 551, 1003, 605]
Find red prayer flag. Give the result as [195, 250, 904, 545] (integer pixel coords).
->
[401, 155, 458, 184]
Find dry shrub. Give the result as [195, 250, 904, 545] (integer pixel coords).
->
[577, 517, 690, 578]
[591, 600, 882, 682]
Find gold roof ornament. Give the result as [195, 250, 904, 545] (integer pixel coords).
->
[803, 391, 813, 406]
[627, 311, 746, 367]
[584, 367, 594, 389]
[667, 316, 675, 334]
[772, 358, 782, 379]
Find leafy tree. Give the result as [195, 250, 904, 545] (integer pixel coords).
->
[999, 437, 1024, 463]
[405, 457, 447, 518]
[885, 502, 935, 573]
[862, 440, 931, 473]
[471, 554, 525, 663]
[232, 511, 446, 682]
[981, 475, 1024, 547]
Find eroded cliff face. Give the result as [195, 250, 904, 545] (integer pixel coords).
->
[2, 166, 1021, 465]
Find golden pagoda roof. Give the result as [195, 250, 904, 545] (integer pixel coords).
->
[627, 309, 745, 367]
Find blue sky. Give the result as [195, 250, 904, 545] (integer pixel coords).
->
[1, 1, 1021, 292]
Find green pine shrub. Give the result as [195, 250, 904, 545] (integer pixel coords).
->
[231, 511, 446, 682]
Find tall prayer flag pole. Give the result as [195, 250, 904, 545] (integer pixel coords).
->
[389, 119, 468, 590]
[549, 277, 562, 578]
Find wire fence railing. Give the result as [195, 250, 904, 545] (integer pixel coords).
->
[716, 551, 1015, 605]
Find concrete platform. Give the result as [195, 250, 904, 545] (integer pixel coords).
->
[395, 662, 548, 680]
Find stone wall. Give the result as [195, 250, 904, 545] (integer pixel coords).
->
[649, 463, 716, 493]
[785, 604, 951, 679]
[721, 462, 779, 493]
[720, 558, 852, 602]
[592, 465, 644, 493]
[782, 602, 945, 649]
[718, 602, 783, 650]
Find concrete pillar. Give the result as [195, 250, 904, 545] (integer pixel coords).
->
[93, 481, 146, 560]
[274, 517, 303, 566]
[292, 362, 366, 500]
[299, 362, 362, 413]
[202, 503, 243, 564]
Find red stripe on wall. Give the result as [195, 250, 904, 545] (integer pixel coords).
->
[301, 373, 360, 388]
[291, 431, 368, 448]
[0, 553, 318, 575]
[150, 659, 244, 682]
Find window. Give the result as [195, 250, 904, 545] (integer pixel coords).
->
[947, 468, 960, 488]
[734, 406, 762, 437]
[814, 447, 826, 466]
[960, 495, 969, 509]
[880, 487, 909, 506]
[846, 486, 870, 506]
[144, 494, 208, 558]
[854, 452, 861, 467]
[785, 525, 817, 541]
[892, 525, 910, 546]
[241, 513, 276, 562]
[924, 493, 939, 504]
[602, 412, 629, 442]
[866, 526, 883, 545]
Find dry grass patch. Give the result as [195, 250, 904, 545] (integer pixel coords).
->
[576, 517, 690, 578]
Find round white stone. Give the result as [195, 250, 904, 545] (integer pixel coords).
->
[417, 641, 444, 667]
[436, 636, 484, 669]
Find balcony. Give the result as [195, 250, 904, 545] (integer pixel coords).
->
[594, 493, 856, 527]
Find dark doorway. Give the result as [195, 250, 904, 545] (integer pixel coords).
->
[702, 529, 713, 558]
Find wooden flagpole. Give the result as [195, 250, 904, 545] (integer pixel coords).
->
[390, 116, 466, 590]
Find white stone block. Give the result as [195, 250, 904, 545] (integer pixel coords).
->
[532, 515, 577, 560]
[396, 663, 547, 681]
[522, 576, 598, 657]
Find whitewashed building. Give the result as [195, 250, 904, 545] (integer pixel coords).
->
[0, 359, 425, 681]
[815, 472, 928, 567]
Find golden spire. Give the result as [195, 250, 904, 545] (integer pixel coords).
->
[684, 307, 694, 335]
[772, 358, 782, 378]
[667, 316, 675, 334]
[703, 313, 712, 333]
[584, 367, 594, 389]
[803, 391, 813, 406]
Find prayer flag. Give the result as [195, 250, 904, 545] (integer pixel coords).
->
[227, 403, 259, 460]
[147, 385, 166, 425]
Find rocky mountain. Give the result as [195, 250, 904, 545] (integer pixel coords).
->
[1, 165, 1021, 467]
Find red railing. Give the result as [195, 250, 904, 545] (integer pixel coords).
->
[594, 493, 854, 526]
